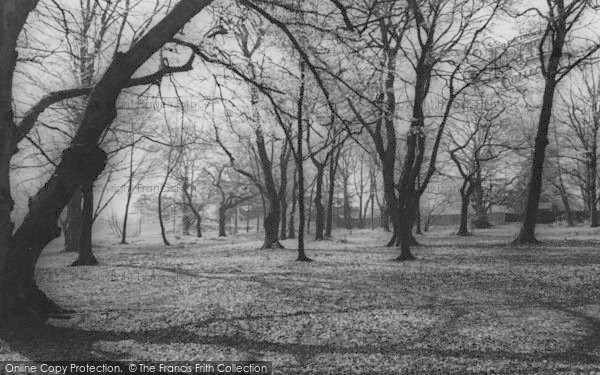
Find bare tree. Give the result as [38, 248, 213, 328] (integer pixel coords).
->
[207, 164, 254, 237]
[2, 0, 214, 321]
[515, 0, 600, 243]
[447, 105, 509, 236]
[556, 63, 600, 227]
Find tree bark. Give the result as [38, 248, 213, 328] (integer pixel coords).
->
[71, 183, 98, 266]
[158, 169, 171, 246]
[64, 190, 83, 252]
[0, 0, 39, 323]
[196, 216, 202, 238]
[325, 148, 340, 237]
[515, 12, 566, 244]
[279, 146, 290, 240]
[288, 169, 297, 239]
[471, 175, 492, 229]
[589, 152, 598, 227]
[343, 175, 351, 229]
[313, 165, 325, 240]
[121, 146, 135, 244]
[296, 61, 310, 261]
[218, 206, 227, 237]
[255, 130, 283, 249]
[415, 196, 422, 234]
[457, 191, 471, 236]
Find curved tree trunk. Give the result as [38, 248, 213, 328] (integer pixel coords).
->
[0, 0, 40, 323]
[3, 0, 213, 321]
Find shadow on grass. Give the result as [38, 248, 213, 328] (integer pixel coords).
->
[2, 299, 600, 367]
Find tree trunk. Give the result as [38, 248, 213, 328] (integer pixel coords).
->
[325, 150, 339, 238]
[196, 215, 202, 238]
[71, 183, 98, 266]
[314, 165, 325, 241]
[515, 19, 565, 244]
[121, 171, 133, 245]
[516, 80, 558, 243]
[296, 61, 310, 262]
[343, 176, 351, 229]
[64, 190, 83, 252]
[415, 196, 422, 234]
[5, 0, 214, 317]
[218, 206, 227, 237]
[0, 0, 38, 323]
[288, 169, 297, 239]
[590, 154, 598, 227]
[457, 190, 470, 236]
[371, 193, 375, 230]
[280, 200, 287, 240]
[559, 186, 574, 227]
[279, 147, 290, 240]
[380, 203, 390, 232]
[158, 170, 171, 246]
[471, 175, 492, 229]
[255, 130, 283, 249]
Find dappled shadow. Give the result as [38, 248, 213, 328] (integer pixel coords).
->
[3, 297, 600, 368]
[4, 228, 600, 372]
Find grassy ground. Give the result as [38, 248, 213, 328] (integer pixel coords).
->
[2, 224, 600, 374]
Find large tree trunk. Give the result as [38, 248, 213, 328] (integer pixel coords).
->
[71, 183, 98, 266]
[382, 155, 401, 248]
[515, 18, 566, 244]
[218, 206, 227, 237]
[196, 215, 202, 238]
[471, 175, 492, 229]
[515, 79, 559, 243]
[255, 130, 283, 249]
[457, 189, 471, 236]
[0, 0, 40, 323]
[6, 0, 213, 320]
[380, 202, 390, 232]
[64, 190, 83, 252]
[313, 165, 325, 241]
[559, 185, 574, 227]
